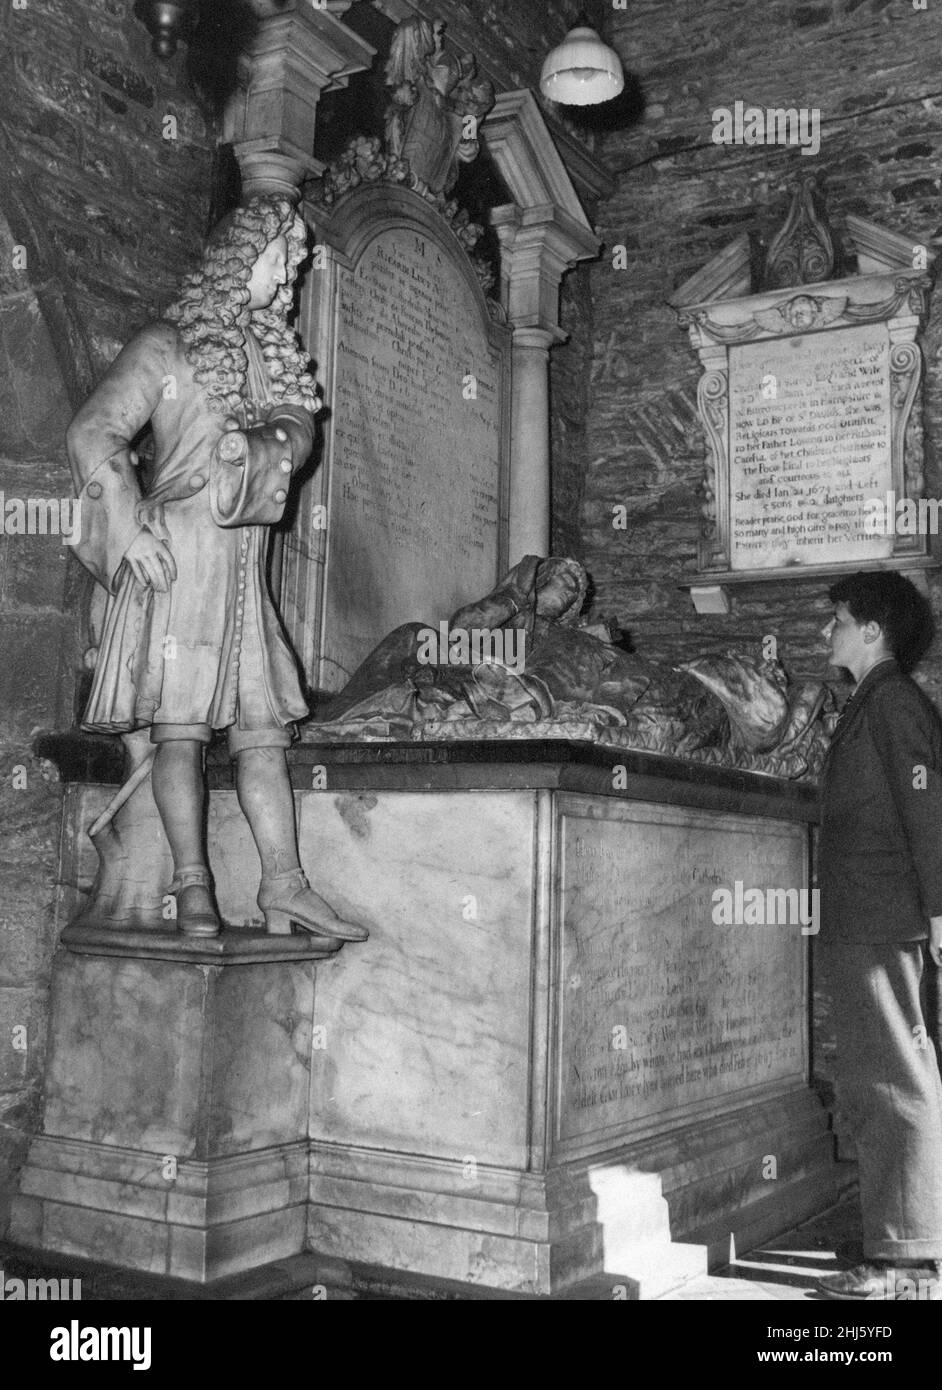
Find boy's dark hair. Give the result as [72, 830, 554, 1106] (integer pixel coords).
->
[828, 570, 935, 673]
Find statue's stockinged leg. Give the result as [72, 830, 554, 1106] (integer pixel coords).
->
[151, 737, 222, 938]
[235, 744, 369, 943]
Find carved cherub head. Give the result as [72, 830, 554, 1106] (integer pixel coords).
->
[786, 295, 818, 329]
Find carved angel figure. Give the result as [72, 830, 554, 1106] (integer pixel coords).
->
[383, 16, 494, 197]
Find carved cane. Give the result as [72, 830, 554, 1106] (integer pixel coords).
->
[87, 747, 157, 840]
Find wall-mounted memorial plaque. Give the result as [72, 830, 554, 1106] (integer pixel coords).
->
[674, 199, 935, 595]
[281, 183, 511, 692]
[727, 322, 893, 570]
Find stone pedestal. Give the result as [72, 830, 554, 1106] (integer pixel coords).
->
[11, 929, 326, 1282]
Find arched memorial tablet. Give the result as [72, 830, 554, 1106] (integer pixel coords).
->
[285, 184, 510, 692]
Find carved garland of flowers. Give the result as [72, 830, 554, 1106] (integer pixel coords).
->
[312, 136, 497, 297]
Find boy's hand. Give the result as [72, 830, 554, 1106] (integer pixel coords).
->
[929, 915, 942, 967]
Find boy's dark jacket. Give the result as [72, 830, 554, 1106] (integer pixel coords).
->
[820, 659, 942, 942]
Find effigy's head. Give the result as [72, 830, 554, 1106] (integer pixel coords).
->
[202, 195, 308, 322]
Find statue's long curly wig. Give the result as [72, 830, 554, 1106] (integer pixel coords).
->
[165, 196, 319, 416]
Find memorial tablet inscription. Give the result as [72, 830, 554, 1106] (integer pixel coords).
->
[556, 802, 807, 1149]
[324, 225, 504, 681]
[728, 323, 892, 570]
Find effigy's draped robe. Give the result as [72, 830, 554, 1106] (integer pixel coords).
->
[67, 321, 312, 736]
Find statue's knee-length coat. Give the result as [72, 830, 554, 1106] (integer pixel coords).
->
[66, 321, 312, 735]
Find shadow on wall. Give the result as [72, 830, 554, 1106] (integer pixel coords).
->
[182, 0, 261, 113]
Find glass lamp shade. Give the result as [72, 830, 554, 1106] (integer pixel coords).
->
[539, 25, 625, 106]
[135, 0, 195, 58]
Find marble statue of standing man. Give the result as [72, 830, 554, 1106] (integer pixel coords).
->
[66, 195, 367, 948]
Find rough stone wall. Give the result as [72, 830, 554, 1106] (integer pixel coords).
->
[585, 0, 942, 702]
[0, 0, 214, 1230]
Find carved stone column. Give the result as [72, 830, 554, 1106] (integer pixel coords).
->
[483, 91, 600, 562]
[507, 327, 560, 558]
[223, 1, 375, 200]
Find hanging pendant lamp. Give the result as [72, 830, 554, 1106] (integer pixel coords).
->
[133, 0, 198, 58]
[540, 20, 625, 106]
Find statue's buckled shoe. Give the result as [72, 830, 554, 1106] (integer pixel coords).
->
[170, 864, 222, 939]
[258, 869, 368, 943]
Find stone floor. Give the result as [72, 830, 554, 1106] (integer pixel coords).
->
[0, 1189, 866, 1301]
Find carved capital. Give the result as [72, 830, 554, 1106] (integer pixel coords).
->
[491, 204, 593, 333]
[235, 147, 312, 202]
[512, 326, 559, 354]
[484, 89, 598, 334]
[224, 2, 375, 196]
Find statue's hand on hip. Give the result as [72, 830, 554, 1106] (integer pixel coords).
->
[124, 526, 177, 592]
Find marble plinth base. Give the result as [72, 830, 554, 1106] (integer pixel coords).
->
[307, 1142, 707, 1298]
[11, 931, 325, 1281]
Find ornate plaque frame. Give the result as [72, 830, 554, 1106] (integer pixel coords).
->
[677, 256, 933, 587]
